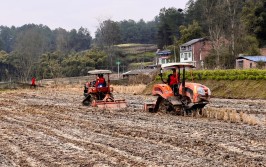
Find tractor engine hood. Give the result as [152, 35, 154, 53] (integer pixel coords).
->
[179, 82, 211, 102]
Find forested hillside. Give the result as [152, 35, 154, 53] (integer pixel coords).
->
[0, 0, 266, 81]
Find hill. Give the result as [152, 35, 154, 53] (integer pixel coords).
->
[115, 43, 158, 70]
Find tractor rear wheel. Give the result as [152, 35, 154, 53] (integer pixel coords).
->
[82, 95, 96, 106]
[153, 96, 171, 113]
[82, 95, 92, 106]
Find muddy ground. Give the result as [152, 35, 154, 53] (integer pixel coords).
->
[0, 87, 265, 167]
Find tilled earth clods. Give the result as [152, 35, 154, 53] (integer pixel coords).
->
[0, 87, 265, 167]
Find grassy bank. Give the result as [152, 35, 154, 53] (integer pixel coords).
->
[199, 80, 266, 99]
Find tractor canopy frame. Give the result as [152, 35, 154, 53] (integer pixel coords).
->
[159, 63, 195, 96]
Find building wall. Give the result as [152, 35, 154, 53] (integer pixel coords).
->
[260, 48, 266, 56]
[155, 56, 171, 65]
[236, 59, 257, 69]
[193, 41, 212, 69]
[180, 40, 212, 69]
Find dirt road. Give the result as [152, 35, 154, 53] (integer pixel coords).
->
[0, 87, 265, 167]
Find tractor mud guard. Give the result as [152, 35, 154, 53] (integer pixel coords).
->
[92, 99, 127, 109]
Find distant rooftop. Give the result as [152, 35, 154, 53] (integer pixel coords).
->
[237, 56, 266, 62]
[180, 38, 206, 47]
[156, 50, 171, 56]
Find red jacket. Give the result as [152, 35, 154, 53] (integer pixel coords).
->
[95, 77, 106, 87]
[31, 77, 36, 85]
[169, 73, 178, 86]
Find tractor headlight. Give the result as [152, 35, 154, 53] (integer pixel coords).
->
[197, 87, 205, 95]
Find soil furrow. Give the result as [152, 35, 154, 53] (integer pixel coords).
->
[0, 88, 265, 166]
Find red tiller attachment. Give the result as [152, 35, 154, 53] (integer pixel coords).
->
[143, 102, 156, 112]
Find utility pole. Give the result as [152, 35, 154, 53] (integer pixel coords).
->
[118, 63, 120, 79]
[116, 61, 120, 79]
[173, 36, 177, 62]
[174, 45, 176, 62]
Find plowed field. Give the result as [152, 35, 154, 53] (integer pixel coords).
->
[0, 87, 265, 167]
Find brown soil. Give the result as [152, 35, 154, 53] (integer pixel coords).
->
[0, 87, 265, 167]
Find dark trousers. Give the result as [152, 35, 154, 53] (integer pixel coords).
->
[30, 84, 36, 88]
[171, 84, 179, 96]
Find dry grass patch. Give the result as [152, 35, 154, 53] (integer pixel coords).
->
[240, 112, 259, 126]
[112, 84, 146, 94]
[42, 84, 82, 92]
[203, 107, 261, 125]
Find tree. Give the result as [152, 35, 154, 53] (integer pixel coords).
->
[178, 20, 204, 44]
[54, 28, 69, 52]
[0, 51, 16, 81]
[188, 0, 244, 68]
[87, 49, 108, 69]
[11, 26, 47, 81]
[61, 51, 95, 77]
[0, 26, 16, 53]
[185, 0, 249, 68]
[37, 52, 64, 79]
[118, 19, 158, 44]
[239, 35, 260, 55]
[95, 19, 121, 70]
[119, 20, 139, 43]
[95, 19, 121, 48]
[157, 7, 184, 48]
[185, 0, 206, 30]
[69, 27, 92, 52]
[145, 20, 158, 44]
[241, 0, 266, 47]
[0, 50, 8, 63]
[205, 0, 227, 68]
[222, 0, 249, 68]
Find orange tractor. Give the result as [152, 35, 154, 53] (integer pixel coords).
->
[82, 70, 127, 109]
[151, 63, 211, 115]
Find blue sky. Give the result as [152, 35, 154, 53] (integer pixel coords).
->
[1, 0, 188, 36]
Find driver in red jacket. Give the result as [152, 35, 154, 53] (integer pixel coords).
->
[168, 69, 178, 86]
[95, 74, 106, 88]
[168, 69, 179, 95]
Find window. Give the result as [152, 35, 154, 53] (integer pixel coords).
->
[238, 60, 243, 69]
[159, 59, 162, 64]
[184, 53, 188, 60]
[250, 63, 252, 68]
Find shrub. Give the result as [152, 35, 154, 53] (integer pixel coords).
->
[247, 75, 256, 80]
[228, 76, 236, 80]
[157, 69, 266, 81]
[238, 74, 246, 80]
